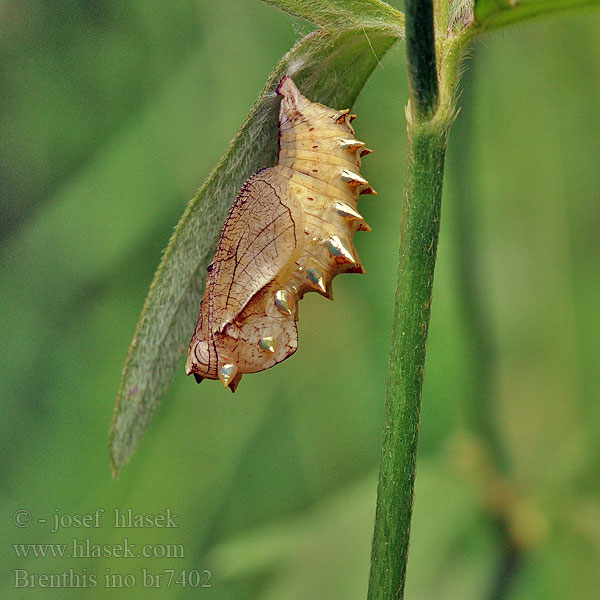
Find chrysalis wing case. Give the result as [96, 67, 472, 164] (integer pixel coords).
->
[186, 76, 376, 391]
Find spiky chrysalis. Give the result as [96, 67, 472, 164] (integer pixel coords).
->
[186, 76, 376, 391]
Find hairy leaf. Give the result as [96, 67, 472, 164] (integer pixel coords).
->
[109, 28, 398, 474]
[475, 0, 600, 30]
[263, 0, 405, 36]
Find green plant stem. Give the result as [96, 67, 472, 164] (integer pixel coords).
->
[405, 0, 439, 119]
[367, 22, 472, 598]
[368, 123, 448, 600]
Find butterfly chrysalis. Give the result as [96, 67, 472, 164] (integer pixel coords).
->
[186, 76, 376, 391]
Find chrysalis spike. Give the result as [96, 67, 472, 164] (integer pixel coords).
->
[259, 336, 276, 353]
[219, 363, 239, 389]
[228, 372, 243, 393]
[347, 263, 367, 275]
[193, 374, 205, 384]
[360, 186, 378, 196]
[334, 201, 364, 221]
[335, 108, 350, 123]
[275, 289, 294, 316]
[306, 266, 328, 296]
[335, 204, 371, 232]
[339, 139, 366, 152]
[341, 169, 369, 187]
[326, 235, 357, 264]
[359, 147, 374, 157]
[349, 114, 357, 122]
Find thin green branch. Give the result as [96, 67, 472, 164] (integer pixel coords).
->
[368, 124, 449, 600]
[367, 18, 472, 598]
[405, 0, 439, 119]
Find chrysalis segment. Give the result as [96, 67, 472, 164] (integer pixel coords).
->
[186, 167, 303, 390]
[187, 76, 375, 391]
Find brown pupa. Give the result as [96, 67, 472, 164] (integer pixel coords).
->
[186, 76, 375, 391]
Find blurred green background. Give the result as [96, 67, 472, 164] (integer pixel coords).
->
[2, 1, 599, 598]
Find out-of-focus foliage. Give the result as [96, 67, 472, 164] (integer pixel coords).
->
[1, 1, 599, 599]
[474, 0, 600, 30]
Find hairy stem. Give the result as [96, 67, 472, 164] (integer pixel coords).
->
[368, 123, 448, 600]
[405, 0, 439, 119]
[367, 9, 472, 595]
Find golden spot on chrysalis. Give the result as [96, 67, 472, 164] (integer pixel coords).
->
[306, 266, 327, 295]
[259, 337, 276, 353]
[219, 363, 238, 389]
[275, 289, 294, 316]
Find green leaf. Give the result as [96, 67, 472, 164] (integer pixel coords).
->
[109, 28, 398, 475]
[263, 0, 405, 36]
[475, 0, 600, 30]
